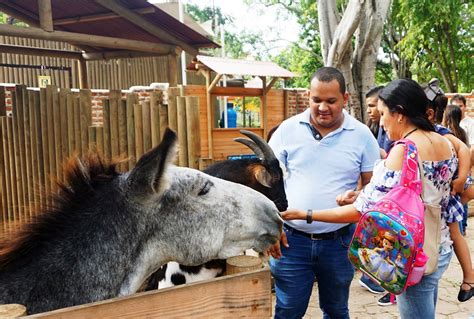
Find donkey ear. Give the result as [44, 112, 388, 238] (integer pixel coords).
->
[253, 165, 273, 188]
[126, 128, 178, 200]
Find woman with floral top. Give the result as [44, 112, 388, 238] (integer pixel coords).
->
[281, 79, 460, 318]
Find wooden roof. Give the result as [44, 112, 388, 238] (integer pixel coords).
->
[0, 0, 219, 54]
[190, 55, 296, 78]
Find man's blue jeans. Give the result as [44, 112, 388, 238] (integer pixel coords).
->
[269, 225, 355, 319]
[397, 249, 453, 319]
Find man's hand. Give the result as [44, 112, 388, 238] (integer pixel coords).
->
[336, 190, 359, 206]
[265, 231, 288, 259]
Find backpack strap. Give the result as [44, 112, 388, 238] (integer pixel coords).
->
[391, 138, 422, 195]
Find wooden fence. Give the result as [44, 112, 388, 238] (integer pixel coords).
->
[0, 85, 201, 236]
[0, 36, 204, 89]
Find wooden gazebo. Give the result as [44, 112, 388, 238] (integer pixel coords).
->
[188, 55, 295, 159]
[0, 0, 219, 88]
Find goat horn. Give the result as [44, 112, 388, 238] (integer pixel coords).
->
[238, 130, 278, 162]
[234, 138, 265, 159]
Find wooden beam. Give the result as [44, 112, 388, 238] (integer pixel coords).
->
[210, 87, 263, 97]
[54, 7, 156, 25]
[38, 0, 53, 32]
[0, 44, 82, 60]
[94, 0, 198, 56]
[263, 77, 279, 95]
[82, 50, 167, 61]
[207, 74, 223, 93]
[167, 54, 178, 87]
[0, 24, 179, 55]
[30, 269, 272, 318]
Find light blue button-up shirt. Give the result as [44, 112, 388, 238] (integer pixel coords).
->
[269, 108, 380, 234]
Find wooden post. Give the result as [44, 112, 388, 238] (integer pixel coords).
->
[6, 117, 18, 220]
[167, 87, 179, 133]
[23, 89, 33, 218]
[176, 96, 188, 167]
[149, 91, 162, 148]
[102, 99, 111, 160]
[38, 0, 53, 32]
[133, 103, 144, 160]
[66, 93, 75, 157]
[45, 85, 56, 192]
[126, 93, 137, 169]
[225, 255, 263, 275]
[59, 89, 70, 161]
[185, 96, 200, 169]
[33, 90, 45, 210]
[0, 86, 5, 116]
[167, 54, 178, 87]
[88, 126, 97, 152]
[52, 87, 62, 183]
[0, 304, 27, 318]
[28, 91, 39, 214]
[261, 76, 268, 138]
[118, 99, 127, 171]
[13, 86, 27, 219]
[96, 126, 104, 156]
[204, 70, 213, 159]
[109, 91, 120, 159]
[141, 100, 151, 153]
[159, 99, 168, 139]
[79, 89, 91, 154]
[78, 58, 89, 89]
[0, 117, 9, 223]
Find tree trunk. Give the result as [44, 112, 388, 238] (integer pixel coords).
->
[318, 0, 391, 122]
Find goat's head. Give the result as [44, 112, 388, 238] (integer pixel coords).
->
[234, 130, 288, 212]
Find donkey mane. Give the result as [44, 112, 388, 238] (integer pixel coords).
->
[0, 153, 120, 270]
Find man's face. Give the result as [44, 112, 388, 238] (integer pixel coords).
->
[452, 98, 466, 117]
[309, 79, 348, 130]
[366, 96, 380, 123]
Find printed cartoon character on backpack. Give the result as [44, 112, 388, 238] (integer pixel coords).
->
[358, 231, 400, 283]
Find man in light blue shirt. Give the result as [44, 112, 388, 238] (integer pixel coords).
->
[267, 67, 380, 319]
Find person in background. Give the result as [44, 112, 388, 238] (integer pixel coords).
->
[267, 67, 380, 318]
[450, 94, 473, 235]
[219, 102, 237, 128]
[282, 78, 460, 318]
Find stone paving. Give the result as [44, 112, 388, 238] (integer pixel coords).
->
[272, 217, 474, 318]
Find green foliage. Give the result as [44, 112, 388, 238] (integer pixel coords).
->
[395, 0, 473, 91]
[185, 3, 267, 59]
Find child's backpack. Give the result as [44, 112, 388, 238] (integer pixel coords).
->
[348, 139, 429, 295]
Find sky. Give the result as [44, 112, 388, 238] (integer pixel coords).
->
[154, 0, 301, 57]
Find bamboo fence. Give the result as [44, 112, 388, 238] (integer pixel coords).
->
[0, 85, 200, 237]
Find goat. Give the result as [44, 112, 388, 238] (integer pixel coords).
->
[146, 130, 287, 290]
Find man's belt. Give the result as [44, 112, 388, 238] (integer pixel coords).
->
[284, 224, 351, 240]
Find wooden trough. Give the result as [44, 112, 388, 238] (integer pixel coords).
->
[18, 268, 271, 318]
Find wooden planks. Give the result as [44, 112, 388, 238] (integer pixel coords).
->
[29, 268, 272, 318]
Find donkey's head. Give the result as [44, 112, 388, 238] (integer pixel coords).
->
[124, 129, 282, 265]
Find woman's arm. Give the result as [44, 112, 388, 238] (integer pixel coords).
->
[282, 204, 362, 224]
[444, 134, 470, 194]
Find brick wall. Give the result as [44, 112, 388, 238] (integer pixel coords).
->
[285, 89, 309, 117]
[285, 89, 474, 119]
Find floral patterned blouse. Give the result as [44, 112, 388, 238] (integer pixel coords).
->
[354, 150, 459, 254]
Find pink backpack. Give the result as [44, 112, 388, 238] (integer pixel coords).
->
[348, 139, 428, 294]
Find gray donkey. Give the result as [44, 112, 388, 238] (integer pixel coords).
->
[0, 128, 282, 314]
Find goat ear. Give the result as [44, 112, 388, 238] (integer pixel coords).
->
[253, 165, 273, 188]
[126, 128, 178, 200]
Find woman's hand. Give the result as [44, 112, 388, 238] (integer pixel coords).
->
[281, 209, 306, 221]
[336, 190, 359, 206]
[451, 177, 465, 195]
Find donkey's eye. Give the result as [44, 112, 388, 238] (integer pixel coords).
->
[198, 181, 213, 196]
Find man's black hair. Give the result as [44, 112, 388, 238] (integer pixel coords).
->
[309, 67, 346, 94]
[366, 85, 384, 98]
[450, 94, 467, 106]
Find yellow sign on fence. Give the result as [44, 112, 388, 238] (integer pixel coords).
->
[38, 75, 51, 88]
